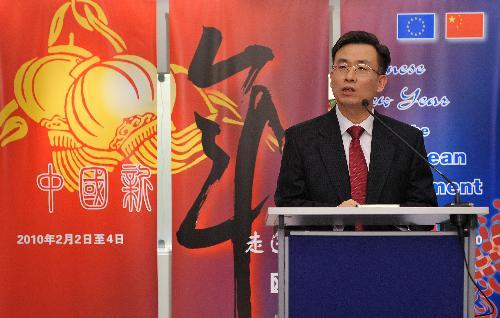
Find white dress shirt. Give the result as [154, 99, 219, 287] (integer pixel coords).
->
[335, 106, 373, 171]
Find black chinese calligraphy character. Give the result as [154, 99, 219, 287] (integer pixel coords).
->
[177, 26, 284, 318]
[188, 26, 274, 93]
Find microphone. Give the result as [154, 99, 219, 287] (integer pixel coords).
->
[361, 99, 472, 235]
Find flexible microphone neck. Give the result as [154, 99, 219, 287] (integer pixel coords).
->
[361, 99, 472, 207]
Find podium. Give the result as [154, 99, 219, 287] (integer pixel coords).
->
[266, 206, 488, 318]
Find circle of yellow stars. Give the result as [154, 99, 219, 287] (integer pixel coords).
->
[406, 17, 426, 37]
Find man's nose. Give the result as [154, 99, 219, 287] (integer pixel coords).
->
[345, 66, 356, 81]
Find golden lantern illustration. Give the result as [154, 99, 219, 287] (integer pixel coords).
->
[0, 0, 157, 192]
[14, 45, 93, 127]
[65, 54, 157, 167]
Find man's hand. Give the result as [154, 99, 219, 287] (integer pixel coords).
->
[338, 199, 359, 207]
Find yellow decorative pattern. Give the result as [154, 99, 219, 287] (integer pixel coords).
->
[170, 64, 281, 174]
[0, 0, 157, 192]
[0, 101, 28, 147]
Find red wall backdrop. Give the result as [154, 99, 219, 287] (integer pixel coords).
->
[0, 1, 157, 317]
[170, 0, 329, 317]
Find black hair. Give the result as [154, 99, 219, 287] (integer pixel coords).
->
[331, 31, 391, 74]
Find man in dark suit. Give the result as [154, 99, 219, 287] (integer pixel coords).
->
[274, 31, 437, 227]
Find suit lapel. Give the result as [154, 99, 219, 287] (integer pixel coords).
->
[318, 109, 351, 203]
[366, 112, 396, 203]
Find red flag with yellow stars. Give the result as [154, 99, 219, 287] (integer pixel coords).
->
[446, 12, 485, 39]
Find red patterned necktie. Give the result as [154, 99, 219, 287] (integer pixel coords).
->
[347, 126, 368, 231]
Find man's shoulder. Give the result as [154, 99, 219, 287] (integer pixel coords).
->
[285, 111, 332, 137]
[375, 111, 421, 137]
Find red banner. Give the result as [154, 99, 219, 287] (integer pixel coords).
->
[0, 1, 157, 317]
[170, 1, 329, 316]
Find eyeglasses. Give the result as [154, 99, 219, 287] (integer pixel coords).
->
[331, 63, 380, 76]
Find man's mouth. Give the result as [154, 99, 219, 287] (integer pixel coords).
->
[342, 86, 355, 92]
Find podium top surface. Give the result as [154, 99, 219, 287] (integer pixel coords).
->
[265, 206, 489, 226]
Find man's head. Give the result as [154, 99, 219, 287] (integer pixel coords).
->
[331, 31, 391, 74]
[330, 31, 390, 109]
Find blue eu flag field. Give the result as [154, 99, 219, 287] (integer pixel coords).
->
[397, 13, 435, 40]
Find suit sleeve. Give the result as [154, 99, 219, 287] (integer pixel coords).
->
[274, 129, 331, 207]
[401, 131, 438, 207]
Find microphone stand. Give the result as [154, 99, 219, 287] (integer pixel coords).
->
[361, 99, 474, 237]
[361, 99, 494, 316]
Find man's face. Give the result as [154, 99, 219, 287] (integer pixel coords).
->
[330, 43, 387, 108]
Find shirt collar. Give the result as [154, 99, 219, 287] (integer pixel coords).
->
[335, 105, 374, 136]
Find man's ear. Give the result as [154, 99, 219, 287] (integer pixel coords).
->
[376, 74, 388, 92]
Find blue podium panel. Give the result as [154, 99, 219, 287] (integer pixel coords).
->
[288, 234, 464, 318]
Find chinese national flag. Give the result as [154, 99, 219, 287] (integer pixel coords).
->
[446, 12, 484, 39]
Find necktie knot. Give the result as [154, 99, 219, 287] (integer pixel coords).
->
[347, 126, 365, 139]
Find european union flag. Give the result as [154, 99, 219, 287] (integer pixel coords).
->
[397, 13, 436, 40]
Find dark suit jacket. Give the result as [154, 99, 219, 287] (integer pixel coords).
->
[274, 108, 437, 224]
